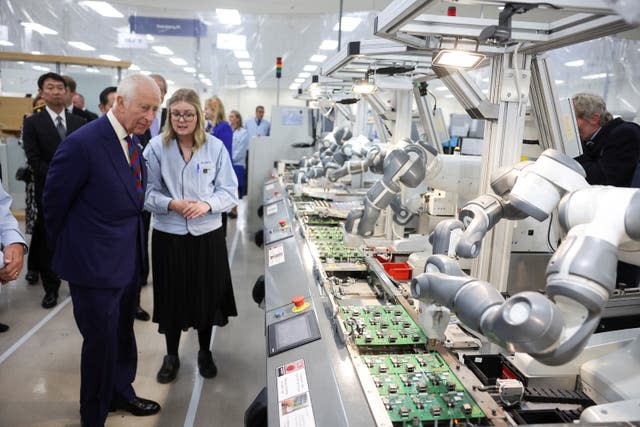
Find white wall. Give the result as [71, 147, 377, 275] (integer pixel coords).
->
[217, 88, 306, 125]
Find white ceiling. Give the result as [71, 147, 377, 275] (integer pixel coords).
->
[0, 0, 393, 92]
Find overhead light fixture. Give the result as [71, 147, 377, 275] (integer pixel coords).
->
[352, 75, 376, 95]
[21, 22, 58, 35]
[238, 61, 252, 69]
[333, 17, 361, 32]
[129, 64, 141, 71]
[298, 72, 311, 78]
[217, 33, 246, 50]
[140, 71, 152, 76]
[99, 54, 120, 61]
[166, 79, 175, 85]
[319, 40, 338, 50]
[245, 75, 256, 81]
[183, 66, 196, 73]
[85, 67, 100, 73]
[216, 8, 241, 26]
[310, 54, 327, 63]
[303, 64, 318, 72]
[0, 40, 14, 46]
[294, 78, 305, 83]
[241, 69, 254, 76]
[564, 59, 584, 67]
[289, 84, 300, 90]
[146, 34, 154, 41]
[170, 57, 188, 66]
[80, 1, 123, 18]
[432, 49, 485, 69]
[32, 65, 50, 71]
[555, 79, 565, 85]
[68, 41, 96, 51]
[234, 50, 250, 59]
[247, 81, 257, 88]
[152, 45, 174, 55]
[581, 73, 608, 80]
[31, 50, 42, 55]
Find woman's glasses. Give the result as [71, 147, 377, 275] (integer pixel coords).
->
[170, 111, 197, 122]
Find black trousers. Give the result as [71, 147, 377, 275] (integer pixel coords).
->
[34, 188, 60, 294]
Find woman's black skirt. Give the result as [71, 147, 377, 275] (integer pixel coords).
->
[151, 227, 237, 333]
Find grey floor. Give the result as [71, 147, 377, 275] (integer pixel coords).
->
[0, 200, 266, 427]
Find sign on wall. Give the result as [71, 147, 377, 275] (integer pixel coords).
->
[129, 16, 207, 37]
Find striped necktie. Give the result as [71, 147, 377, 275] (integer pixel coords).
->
[125, 135, 143, 199]
[56, 116, 66, 140]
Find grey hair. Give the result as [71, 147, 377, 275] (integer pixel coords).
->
[116, 74, 160, 107]
[572, 92, 613, 126]
[149, 73, 168, 93]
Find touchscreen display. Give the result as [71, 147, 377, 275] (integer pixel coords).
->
[276, 314, 312, 348]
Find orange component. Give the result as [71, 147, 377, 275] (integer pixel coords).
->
[383, 262, 412, 281]
[447, 6, 456, 16]
[292, 296, 305, 307]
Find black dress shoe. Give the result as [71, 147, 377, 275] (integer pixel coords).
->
[0, 323, 8, 333]
[135, 306, 150, 321]
[41, 292, 58, 309]
[26, 270, 39, 285]
[109, 397, 161, 416]
[157, 355, 180, 383]
[198, 350, 217, 378]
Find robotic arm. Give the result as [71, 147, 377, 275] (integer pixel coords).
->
[345, 138, 437, 236]
[412, 150, 640, 366]
[456, 149, 589, 257]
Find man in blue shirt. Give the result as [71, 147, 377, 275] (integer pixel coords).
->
[245, 105, 271, 138]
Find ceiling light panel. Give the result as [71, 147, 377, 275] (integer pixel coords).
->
[0, 40, 14, 46]
[21, 22, 57, 35]
[298, 72, 311, 78]
[68, 41, 96, 51]
[234, 50, 250, 59]
[216, 9, 241, 26]
[152, 45, 174, 55]
[183, 67, 196, 73]
[217, 33, 246, 50]
[319, 40, 338, 50]
[99, 54, 120, 61]
[170, 57, 188, 66]
[564, 59, 584, 67]
[247, 82, 257, 88]
[238, 61, 252, 69]
[310, 55, 327, 63]
[241, 69, 254, 76]
[80, 1, 123, 18]
[303, 65, 318, 72]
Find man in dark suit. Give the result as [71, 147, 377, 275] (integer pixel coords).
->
[72, 93, 99, 121]
[43, 73, 162, 427]
[62, 75, 98, 122]
[22, 72, 86, 308]
[573, 92, 640, 288]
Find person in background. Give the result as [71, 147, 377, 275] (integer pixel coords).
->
[228, 110, 249, 218]
[143, 88, 238, 385]
[97, 86, 117, 115]
[72, 93, 99, 120]
[245, 105, 270, 138]
[43, 73, 162, 427]
[0, 183, 28, 333]
[22, 72, 86, 309]
[147, 74, 168, 139]
[61, 76, 98, 122]
[204, 96, 233, 230]
[19, 95, 45, 285]
[573, 92, 640, 288]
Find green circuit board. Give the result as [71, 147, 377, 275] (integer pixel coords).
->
[299, 213, 342, 226]
[360, 353, 485, 425]
[340, 304, 428, 347]
[314, 240, 365, 263]
[306, 225, 343, 241]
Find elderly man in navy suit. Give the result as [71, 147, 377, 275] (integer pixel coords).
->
[44, 74, 161, 427]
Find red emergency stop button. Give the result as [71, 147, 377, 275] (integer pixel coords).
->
[279, 220, 287, 226]
[292, 296, 305, 307]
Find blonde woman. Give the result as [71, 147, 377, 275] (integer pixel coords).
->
[143, 88, 238, 383]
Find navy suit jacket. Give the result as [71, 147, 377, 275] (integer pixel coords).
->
[43, 115, 147, 288]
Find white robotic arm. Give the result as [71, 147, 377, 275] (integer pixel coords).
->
[412, 150, 640, 366]
[344, 138, 437, 236]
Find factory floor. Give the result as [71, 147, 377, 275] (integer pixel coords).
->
[0, 200, 266, 427]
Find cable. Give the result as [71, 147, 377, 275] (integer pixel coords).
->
[547, 211, 557, 251]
